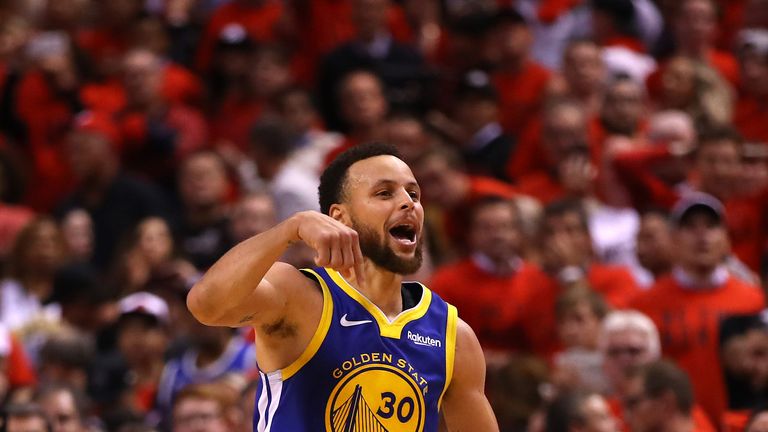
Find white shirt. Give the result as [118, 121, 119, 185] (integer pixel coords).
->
[0, 279, 60, 331]
[269, 163, 321, 222]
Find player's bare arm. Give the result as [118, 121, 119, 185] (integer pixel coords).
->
[187, 210, 365, 329]
[441, 319, 500, 432]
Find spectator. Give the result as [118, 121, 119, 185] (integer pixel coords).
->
[228, 192, 277, 244]
[172, 382, 242, 432]
[116, 48, 208, 191]
[450, 70, 515, 181]
[430, 197, 530, 355]
[323, 70, 389, 162]
[544, 390, 619, 432]
[58, 209, 93, 264]
[248, 119, 319, 222]
[113, 217, 197, 295]
[195, 0, 285, 72]
[2, 403, 52, 432]
[513, 98, 598, 201]
[733, 29, 768, 145]
[516, 199, 640, 357]
[155, 322, 256, 417]
[413, 145, 518, 262]
[37, 330, 94, 394]
[33, 383, 90, 432]
[176, 151, 233, 270]
[382, 112, 432, 165]
[547, 39, 607, 116]
[670, 0, 739, 85]
[649, 55, 734, 128]
[487, 8, 552, 138]
[270, 86, 343, 176]
[49, 263, 117, 337]
[104, 292, 171, 415]
[718, 312, 768, 420]
[316, 0, 429, 131]
[0, 217, 67, 331]
[599, 310, 660, 398]
[552, 286, 610, 393]
[631, 193, 765, 423]
[623, 360, 713, 432]
[56, 111, 172, 271]
[634, 209, 674, 287]
[211, 43, 293, 154]
[206, 23, 259, 120]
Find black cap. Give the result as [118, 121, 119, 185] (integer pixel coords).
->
[215, 23, 255, 51]
[456, 69, 498, 102]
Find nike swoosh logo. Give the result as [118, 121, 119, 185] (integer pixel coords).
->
[340, 314, 372, 327]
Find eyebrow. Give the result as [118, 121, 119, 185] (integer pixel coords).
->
[371, 179, 420, 189]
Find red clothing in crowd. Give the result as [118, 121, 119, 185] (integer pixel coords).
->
[443, 176, 519, 249]
[492, 61, 552, 137]
[15, 71, 78, 210]
[429, 258, 529, 352]
[614, 147, 768, 271]
[209, 95, 264, 151]
[607, 397, 716, 432]
[516, 264, 640, 358]
[733, 93, 768, 144]
[196, 0, 285, 71]
[8, 335, 37, 389]
[631, 274, 765, 424]
[117, 104, 209, 183]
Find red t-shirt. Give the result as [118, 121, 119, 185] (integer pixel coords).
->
[492, 61, 552, 137]
[429, 258, 530, 352]
[517, 264, 640, 358]
[607, 397, 716, 432]
[630, 275, 765, 424]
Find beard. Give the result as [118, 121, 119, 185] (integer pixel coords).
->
[351, 218, 423, 275]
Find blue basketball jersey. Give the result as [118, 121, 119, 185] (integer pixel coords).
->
[253, 267, 458, 432]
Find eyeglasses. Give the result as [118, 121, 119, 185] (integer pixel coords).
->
[606, 346, 646, 358]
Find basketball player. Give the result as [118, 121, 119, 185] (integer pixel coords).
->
[188, 143, 499, 431]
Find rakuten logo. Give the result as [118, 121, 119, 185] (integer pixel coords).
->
[407, 331, 442, 348]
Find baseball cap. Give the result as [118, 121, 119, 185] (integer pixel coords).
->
[456, 70, 498, 101]
[670, 192, 725, 226]
[216, 23, 255, 51]
[119, 291, 170, 325]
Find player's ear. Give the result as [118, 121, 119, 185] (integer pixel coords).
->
[329, 204, 351, 225]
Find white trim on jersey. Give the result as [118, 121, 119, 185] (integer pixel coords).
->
[257, 371, 284, 432]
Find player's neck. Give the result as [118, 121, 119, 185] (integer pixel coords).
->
[342, 265, 405, 320]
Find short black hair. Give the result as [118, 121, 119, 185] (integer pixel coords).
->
[250, 119, 299, 159]
[319, 142, 402, 214]
[545, 390, 598, 432]
[643, 360, 694, 415]
[542, 199, 590, 233]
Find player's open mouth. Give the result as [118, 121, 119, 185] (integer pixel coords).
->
[389, 223, 417, 246]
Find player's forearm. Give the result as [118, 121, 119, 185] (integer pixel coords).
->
[187, 215, 301, 325]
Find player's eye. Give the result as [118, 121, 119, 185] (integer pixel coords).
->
[408, 191, 420, 201]
[376, 190, 392, 198]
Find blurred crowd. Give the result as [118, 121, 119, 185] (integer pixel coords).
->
[0, 0, 768, 431]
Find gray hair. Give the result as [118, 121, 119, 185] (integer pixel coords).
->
[599, 309, 660, 359]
